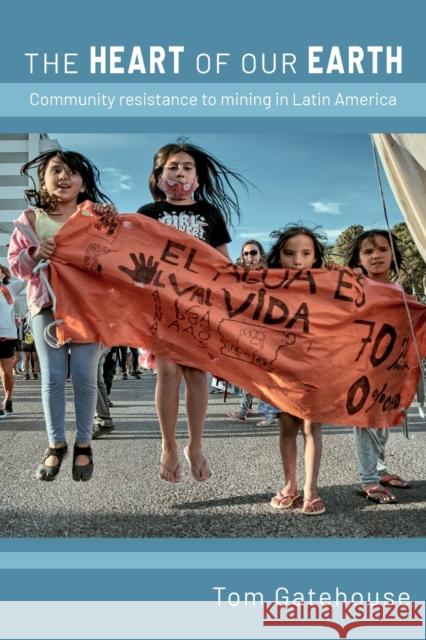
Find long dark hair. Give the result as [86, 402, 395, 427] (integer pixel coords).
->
[21, 149, 112, 211]
[148, 142, 246, 226]
[266, 225, 326, 268]
[345, 229, 404, 280]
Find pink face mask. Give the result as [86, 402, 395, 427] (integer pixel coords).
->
[158, 177, 199, 200]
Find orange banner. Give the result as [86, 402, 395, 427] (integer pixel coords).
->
[48, 202, 426, 428]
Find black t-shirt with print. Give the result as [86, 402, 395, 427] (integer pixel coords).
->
[137, 201, 231, 248]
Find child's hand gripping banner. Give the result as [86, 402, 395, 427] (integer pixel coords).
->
[48, 202, 426, 428]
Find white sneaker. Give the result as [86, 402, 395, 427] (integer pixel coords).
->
[256, 417, 279, 427]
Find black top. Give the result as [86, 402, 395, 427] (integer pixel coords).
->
[137, 200, 231, 248]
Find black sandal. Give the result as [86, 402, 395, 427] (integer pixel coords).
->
[35, 443, 68, 481]
[72, 444, 94, 482]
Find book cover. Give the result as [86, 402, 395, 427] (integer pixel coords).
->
[0, 1, 425, 638]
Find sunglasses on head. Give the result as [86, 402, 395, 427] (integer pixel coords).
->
[243, 250, 259, 257]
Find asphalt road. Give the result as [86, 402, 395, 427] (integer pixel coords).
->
[1, 372, 425, 538]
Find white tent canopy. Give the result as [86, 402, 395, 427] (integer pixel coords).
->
[372, 133, 426, 263]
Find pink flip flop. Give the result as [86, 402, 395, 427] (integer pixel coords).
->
[301, 497, 326, 515]
[270, 492, 302, 510]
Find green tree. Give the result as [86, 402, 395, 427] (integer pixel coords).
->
[331, 225, 364, 265]
[392, 222, 426, 294]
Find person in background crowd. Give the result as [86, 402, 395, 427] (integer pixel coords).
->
[227, 240, 266, 422]
[0, 266, 26, 417]
[22, 312, 39, 379]
[93, 346, 115, 438]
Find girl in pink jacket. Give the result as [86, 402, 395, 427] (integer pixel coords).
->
[8, 149, 112, 483]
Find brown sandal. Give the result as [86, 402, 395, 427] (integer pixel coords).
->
[379, 474, 410, 489]
[357, 484, 397, 504]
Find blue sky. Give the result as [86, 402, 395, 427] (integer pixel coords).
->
[51, 132, 404, 260]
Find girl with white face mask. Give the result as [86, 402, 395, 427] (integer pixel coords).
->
[136, 142, 246, 483]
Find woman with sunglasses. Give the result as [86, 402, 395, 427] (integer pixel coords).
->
[238, 241, 265, 268]
[227, 240, 266, 422]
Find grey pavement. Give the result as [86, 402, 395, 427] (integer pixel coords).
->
[0, 372, 425, 538]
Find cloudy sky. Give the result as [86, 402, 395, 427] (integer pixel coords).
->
[51, 132, 404, 259]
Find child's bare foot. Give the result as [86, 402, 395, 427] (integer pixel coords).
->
[183, 445, 211, 481]
[160, 449, 181, 483]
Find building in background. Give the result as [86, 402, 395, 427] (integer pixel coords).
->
[0, 133, 59, 312]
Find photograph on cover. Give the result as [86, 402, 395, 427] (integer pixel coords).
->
[0, 131, 425, 538]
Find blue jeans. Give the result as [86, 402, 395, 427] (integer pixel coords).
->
[32, 309, 100, 444]
[353, 427, 388, 485]
[258, 399, 280, 418]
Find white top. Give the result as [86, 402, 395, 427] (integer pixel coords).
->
[0, 279, 26, 339]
